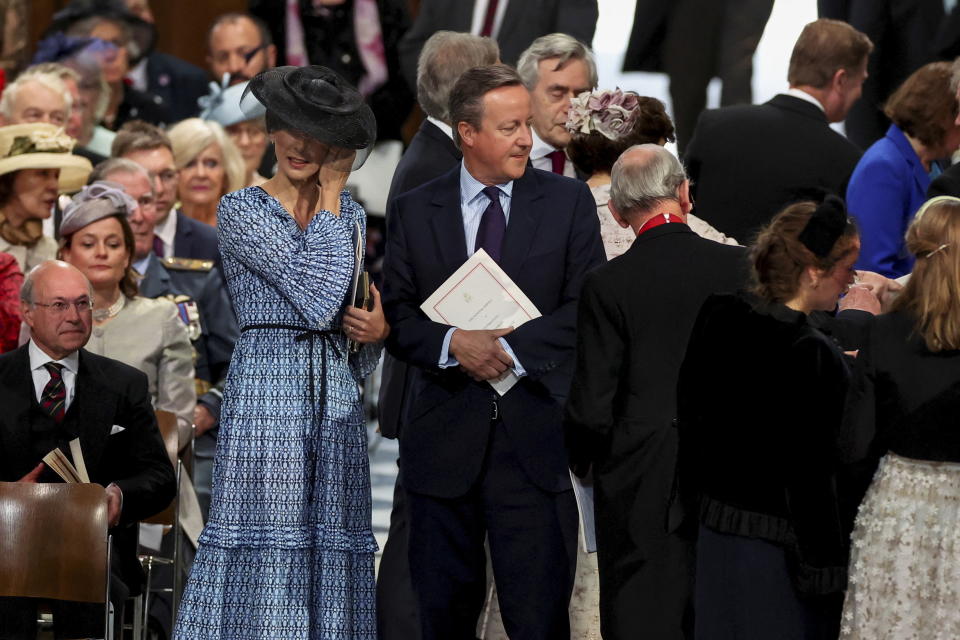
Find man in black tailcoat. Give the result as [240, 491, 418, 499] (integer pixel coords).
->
[684, 18, 872, 244]
[565, 144, 747, 640]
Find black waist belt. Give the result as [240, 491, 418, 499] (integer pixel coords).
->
[240, 323, 343, 420]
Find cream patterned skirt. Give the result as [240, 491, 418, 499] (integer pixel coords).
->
[840, 453, 960, 639]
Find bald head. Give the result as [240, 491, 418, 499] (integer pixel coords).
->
[609, 144, 690, 225]
[21, 261, 94, 360]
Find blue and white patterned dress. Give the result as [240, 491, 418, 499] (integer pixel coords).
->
[175, 186, 380, 639]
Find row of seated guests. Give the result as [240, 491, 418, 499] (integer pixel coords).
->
[0, 259, 176, 639]
[0, 116, 235, 637]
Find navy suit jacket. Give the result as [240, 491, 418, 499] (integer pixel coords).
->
[146, 52, 210, 123]
[173, 210, 220, 263]
[382, 165, 605, 498]
[379, 120, 462, 440]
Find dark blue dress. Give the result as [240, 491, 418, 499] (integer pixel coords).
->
[175, 187, 380, 639]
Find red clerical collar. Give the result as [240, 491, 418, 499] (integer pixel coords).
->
[636, 213, 685, 237]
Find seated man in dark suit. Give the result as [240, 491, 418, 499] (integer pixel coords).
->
[112, 120, 221, 264]
[382, 64, 605, 639]
[377, 29, 500, 640]
[565, 144, 748, 639]
[0, 260, 175, 639]
[685, 18, 873, 243]
[121, 0, 210, 122]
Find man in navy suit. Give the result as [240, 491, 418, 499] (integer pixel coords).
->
[382, 64, 605, 639]
[112, 120, 220, 264]
[377, 30, 500, 640]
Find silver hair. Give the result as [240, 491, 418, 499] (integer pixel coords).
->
[610, 144, 688, 216]
[417, 31, 500, 123]
[20, 260, 94, 304]
[952, 56, 960, 94]
[0, 70, 73, 119]
[89, 157, 155, 197]
[516, 33, 598, 91]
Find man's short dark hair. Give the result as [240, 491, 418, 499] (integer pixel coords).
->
[448, 64, 523, 150]
[206, 12, 272, 52]
[787, 19, 873, 89]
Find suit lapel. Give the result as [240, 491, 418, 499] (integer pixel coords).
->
[429, 168, 469, 275]
[499, 169, 544, 278]
[496, 0, 525, 45]
[71, 350, 113, 475]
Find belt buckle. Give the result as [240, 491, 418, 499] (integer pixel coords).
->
[491, 399, 499, 421]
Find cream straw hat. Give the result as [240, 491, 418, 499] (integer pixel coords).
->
[0, 123, 93, 193]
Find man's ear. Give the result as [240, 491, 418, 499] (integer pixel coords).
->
[678, 179, 693, 215]
[831, 67, 847, 94]
[266, 44, 278, 69]
[458, 122, 476, 149]
[607, 200, 631, 229]
[20, 300, 34, 329]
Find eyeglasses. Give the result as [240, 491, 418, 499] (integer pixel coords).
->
[33, 299, 92, 314]
[211, 43, 267, 66]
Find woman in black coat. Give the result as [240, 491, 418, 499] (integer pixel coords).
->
[678, 197, 864, 639]
[839, 196, 960, 639]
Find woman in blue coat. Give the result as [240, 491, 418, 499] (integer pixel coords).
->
[846, 61, 960, 278]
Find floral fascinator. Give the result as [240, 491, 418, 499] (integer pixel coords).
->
[566, 88, 641, 140]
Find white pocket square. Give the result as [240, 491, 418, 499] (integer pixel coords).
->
[110, 425, 126, 435]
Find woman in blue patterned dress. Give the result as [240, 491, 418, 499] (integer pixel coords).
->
[175, 66, 387, 639]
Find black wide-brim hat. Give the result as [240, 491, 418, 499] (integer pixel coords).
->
[241, 66, 377, 169]
[44, 0, 156, 66]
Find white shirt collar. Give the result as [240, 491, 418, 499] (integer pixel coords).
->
[459, 160, 514, 206]
[530, 128, 559, 161]
[28, 339, 80, 375]
[784, 88, 826, 114]
[426, 116, 454, 141]
[153, 207, 177, 256]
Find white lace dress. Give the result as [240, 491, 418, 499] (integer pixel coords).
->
[590, 182, 739, 260]
[840, 453, 960, 639]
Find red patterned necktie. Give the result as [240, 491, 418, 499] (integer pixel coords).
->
[40, 362, 66, 423]
[153, 235, 164, 258]
[548, 150, 566, 175]
[480, 0, 500, 37]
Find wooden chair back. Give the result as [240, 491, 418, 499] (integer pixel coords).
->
[0, 482, 108, 603]
[143, 410, 179, 525]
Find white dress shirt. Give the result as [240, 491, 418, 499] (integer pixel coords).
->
[784, 88, 826, 114]
[530, 128, 577, 178]
[29, 339, 79, 411]
[426, 116, 454, 141]
[436, 160, 526, 377]
[153, 207, 178, 258]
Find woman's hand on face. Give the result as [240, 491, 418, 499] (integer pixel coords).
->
[343, 283, 389, 344]
[318, 147, 356, 214]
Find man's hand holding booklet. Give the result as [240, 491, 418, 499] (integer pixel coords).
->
[420, 249, 540, 395]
